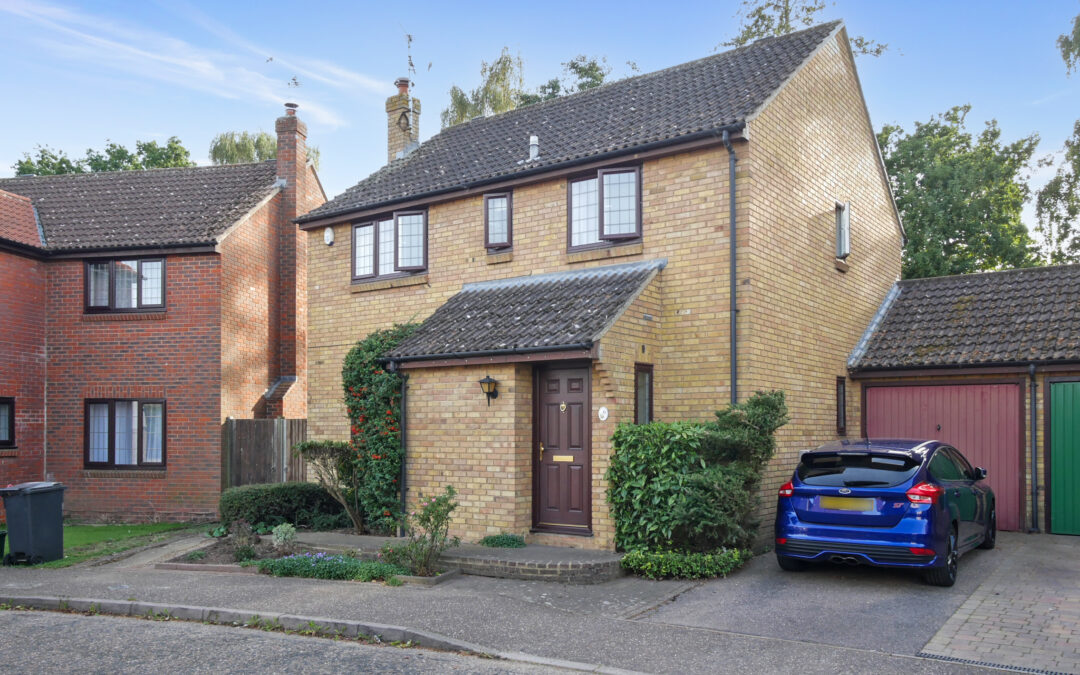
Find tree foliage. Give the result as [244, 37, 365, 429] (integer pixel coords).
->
[1036, 121, 1080, 264]
[14, 137, 195, 175]
[1060, 12, 1080, 75]
[878, 105, 1039, 278]
[722, 0, 887, 56]
[440, 49, 624, 127]
[208, 130, 321, 170]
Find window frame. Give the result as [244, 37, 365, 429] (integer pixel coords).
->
[83, 398, 167, 469]
[835, 201, 851, 260]
[567, 166, 642, 251]
[483, 191, 513, 250]
[84, 258, 167, 313]
[0, 397, 14, 448]
[350, 210, 428, 282]
[836, 377, 847, 436]
[634, 363, 654, 425]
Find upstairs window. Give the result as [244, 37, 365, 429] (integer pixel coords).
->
[0, 398, 13, 448]
[85, 399, 165, 468]
[353, 210, 428, 281]
[569, 167, 641, 250]
[835, 202, 851, 259]
[484, 192, 512, 250]
[635, 364, 653, 424]
[86, 258, 165, 312]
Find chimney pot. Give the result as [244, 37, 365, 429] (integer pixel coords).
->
[394, 78, 410, 95]
[284, 102, 298, 116]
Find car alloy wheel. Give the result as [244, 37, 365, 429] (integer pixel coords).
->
[926, 528, 958, 587]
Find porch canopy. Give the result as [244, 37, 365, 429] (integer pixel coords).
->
[387, 259, 665, 369]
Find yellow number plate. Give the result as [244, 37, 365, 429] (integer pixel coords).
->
[820, 496, 874, 511]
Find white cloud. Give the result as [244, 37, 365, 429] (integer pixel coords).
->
[0, 0, 371, 128]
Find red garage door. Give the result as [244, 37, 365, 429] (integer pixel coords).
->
[865, 384, 1023, 531]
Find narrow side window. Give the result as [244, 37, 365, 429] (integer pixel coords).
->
[835, 202, 851, 260]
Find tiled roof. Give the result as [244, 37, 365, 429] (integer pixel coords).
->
[300, 21, 841, 223]
[850, 265, 1080, 370]
[0, 189, 43, 249]
[388, 259, 666, 360]
[0, 161, 279, 252]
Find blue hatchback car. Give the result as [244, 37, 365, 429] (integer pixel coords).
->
[775, 439, 996, 586]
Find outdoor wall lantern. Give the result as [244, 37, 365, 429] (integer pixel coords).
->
[478, 375, 499, 405]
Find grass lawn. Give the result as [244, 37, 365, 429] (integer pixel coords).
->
[3, 522, 201, 568]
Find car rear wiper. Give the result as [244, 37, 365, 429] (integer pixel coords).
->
[842, 480, 889, 487]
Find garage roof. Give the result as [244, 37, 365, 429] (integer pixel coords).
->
[850, 265, 1080, 371]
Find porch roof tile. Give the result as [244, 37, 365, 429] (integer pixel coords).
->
[387, 259, 666, 361]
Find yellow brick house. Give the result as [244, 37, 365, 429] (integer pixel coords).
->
[297, 22, 904, 549]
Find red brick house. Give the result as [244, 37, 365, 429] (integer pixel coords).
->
[0, 105, 322, 521]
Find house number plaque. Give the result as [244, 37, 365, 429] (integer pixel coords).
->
[597, 406, 609, 421]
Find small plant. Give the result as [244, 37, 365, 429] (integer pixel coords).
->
[184, 550, 207, 561]
[478, 533, 526, 548]
[620, 548, 752, 580]
[256, 552, 406, 581]
[233, 545, 257, 562]
[384, 575, 403, 587]
[253, 522, 274, 535]
[208, 525, 228, 538]
[379, 486, 460, 577]
[271, 523, 297, 553]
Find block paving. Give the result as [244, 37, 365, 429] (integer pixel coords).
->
[921, 533, 1080, 673]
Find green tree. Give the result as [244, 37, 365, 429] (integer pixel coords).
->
[878, 105, 1039, 278]
[13, 146, 85, 175]
[14, 137, 195, 175]
[723, 0, 887, 56]
[440, 48, 525, 128]
[209, 131, 278, 165]
[1060, 12, 1080, 75]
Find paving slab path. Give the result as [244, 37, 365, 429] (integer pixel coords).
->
[0, 533, 990, 674]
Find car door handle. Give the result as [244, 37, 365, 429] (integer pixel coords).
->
[952, 489, 960, 496]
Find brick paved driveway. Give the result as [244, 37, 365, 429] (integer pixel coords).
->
[921, 532, 1080, 673]
[648, 531, 1080, 673]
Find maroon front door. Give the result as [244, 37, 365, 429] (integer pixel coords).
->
[534, 365, 591, 532]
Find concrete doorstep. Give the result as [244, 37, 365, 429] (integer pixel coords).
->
[0, 594, 640, 674]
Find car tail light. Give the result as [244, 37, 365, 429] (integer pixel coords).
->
[778, 481, 794, 497]
[776, 538, 787, 546]
[909, 547, 935, 556]
[906, 482, 944, 505]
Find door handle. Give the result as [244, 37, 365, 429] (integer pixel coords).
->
[539, 442, 544, 462]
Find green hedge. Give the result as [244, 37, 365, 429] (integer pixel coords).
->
[606, 391, 788, 553]
[218, 482, 348, 530]
[621, 549, 752, 580]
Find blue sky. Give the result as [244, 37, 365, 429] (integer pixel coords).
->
[1, 0, 1077, 232]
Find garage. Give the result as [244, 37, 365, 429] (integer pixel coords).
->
[864, 383, 1024, 531]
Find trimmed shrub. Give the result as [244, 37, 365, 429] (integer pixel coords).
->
[606, 391, 788, 553]
[621, 549, 752, 580]
[219, 482, 345, 530]
[293, 440, 364, 532]
[478, 534, 526, 548]
[256, 552, 406, 581]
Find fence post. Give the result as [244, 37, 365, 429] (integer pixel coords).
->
[221, 418, 234, 490]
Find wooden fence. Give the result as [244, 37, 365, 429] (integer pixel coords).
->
[221, 418, 307, 489]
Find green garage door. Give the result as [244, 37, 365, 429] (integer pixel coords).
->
[1051, 381, 1080, 535]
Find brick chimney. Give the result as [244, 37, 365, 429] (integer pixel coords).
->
[267, 102, 308, 418]
[386, 77, 421, 163]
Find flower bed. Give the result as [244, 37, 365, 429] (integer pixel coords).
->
[255, 552, 406, 581]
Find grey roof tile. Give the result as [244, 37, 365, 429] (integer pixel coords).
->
[851, 265, 1080, 370]
[388, 259, 666, 359]
[0, 161, 279, 252]
[300, 22, 840, 223]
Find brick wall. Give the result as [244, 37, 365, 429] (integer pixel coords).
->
[45, 255, 222, 521]
[306, 30, 901, 549]
[742, 28, 904, 533]
[0, 249, 47, 519]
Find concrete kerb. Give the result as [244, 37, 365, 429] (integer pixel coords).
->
[0, 594, 640, 673]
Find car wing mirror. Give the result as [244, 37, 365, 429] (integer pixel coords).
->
[974, 467, 987, 480]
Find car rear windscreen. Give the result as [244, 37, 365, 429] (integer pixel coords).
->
[797, 453, 920, 488]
